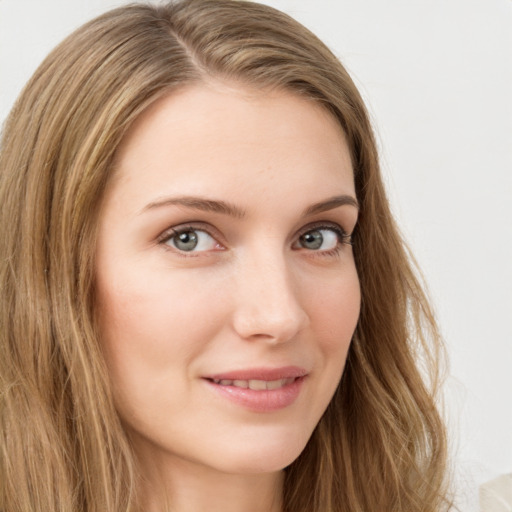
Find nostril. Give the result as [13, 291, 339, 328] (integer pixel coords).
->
[231, 259, 309, 341]
[232, 305, 309, 343]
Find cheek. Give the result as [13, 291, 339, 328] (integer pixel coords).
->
[306, 266, 360, 398]
[95, 272, 232, 447]
[287, 266, 359, 444]
[308, 266, 360, 346]
[95, 269, 226, 397]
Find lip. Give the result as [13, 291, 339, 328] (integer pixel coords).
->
[203, 366, 307, 413]
[205, 366, 308, 382]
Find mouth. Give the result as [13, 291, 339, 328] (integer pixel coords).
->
[208, 377, 297, 390]
[203, 367, 307, 412]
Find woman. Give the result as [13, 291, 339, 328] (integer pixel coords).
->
[0, 1, 451, 511]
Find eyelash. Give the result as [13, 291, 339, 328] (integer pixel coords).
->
[157, 221, 352, 257]
[157, 222, 223, 256]
[295, 222, 352, 257]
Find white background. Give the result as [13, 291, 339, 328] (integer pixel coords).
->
[1, 1, 511, 510]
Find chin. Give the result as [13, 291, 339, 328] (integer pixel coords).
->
[206, 426, 313, 475]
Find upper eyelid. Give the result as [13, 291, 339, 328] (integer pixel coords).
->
[156, 219, 352, 249]
[156, 222, 221, 244]
[295, 220, 350, 238]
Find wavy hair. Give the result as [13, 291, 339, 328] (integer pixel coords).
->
[0, 1, 451, 510]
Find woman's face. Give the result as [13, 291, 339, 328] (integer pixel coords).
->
[95, 83, 360, 476]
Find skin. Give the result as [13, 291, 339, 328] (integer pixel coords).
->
[95, 82, 361, 512]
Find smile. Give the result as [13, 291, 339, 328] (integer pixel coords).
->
[203, 367, 307, 412]
[210, 377, 296, 390]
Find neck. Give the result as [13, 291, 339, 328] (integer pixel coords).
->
[135, 446, 284, 512]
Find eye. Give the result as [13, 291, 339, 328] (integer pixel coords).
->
[162, 227, 220, 253]
[295, 225, 351, 252]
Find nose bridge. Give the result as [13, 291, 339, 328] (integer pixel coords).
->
[232, 244, 309, 342]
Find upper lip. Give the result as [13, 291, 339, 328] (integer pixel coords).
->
[204, 366, 308, 381]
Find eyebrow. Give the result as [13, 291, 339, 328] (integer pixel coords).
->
[141, 193, 358, 218]
[141, 196, 246, 218]
[303, 195, 359, 216]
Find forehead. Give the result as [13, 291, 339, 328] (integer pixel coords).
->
[109, 82, 355, 211]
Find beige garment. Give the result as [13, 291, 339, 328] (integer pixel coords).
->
[480, 474, 512, 512]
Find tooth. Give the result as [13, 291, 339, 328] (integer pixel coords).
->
[213, 377, 296, 389]
[248, 379, 267, 390]
[266, 379, 284, 390]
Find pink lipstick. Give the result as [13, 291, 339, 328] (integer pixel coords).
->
[203, 366, 307, 413]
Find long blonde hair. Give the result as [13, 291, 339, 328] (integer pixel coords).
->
[0, 1, 450, 510]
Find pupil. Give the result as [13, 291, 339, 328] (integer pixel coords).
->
[302, 230, 323, 250]
[176, 231, 198, 251]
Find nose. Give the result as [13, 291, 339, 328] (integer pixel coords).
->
[231, 249, 309, 343]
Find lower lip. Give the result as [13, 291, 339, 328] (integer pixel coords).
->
[204, 377, 305, 413]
